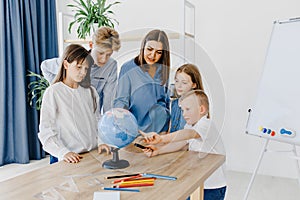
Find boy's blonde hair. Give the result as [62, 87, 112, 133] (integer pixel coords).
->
[92, 26, 121, 51]
[179, 89, 210, 118]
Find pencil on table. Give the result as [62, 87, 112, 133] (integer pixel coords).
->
[102, 187, 140, 192]
[113, 182, 154, 188]
[119, 179, 156, 185]
[106, 173, 141, 179]
[112, 174, 143, 184]
[142, 173, 177, 180]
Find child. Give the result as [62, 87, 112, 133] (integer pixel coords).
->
[170, 64, 205, 133]
[38, 44, 110, 164]
[141, 90, 226, 200]
[41, 26, 121, 113]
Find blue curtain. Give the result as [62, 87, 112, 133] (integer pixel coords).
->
[0, 0, 58, 166]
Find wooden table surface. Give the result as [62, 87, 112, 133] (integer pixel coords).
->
[0, 149, 225, 200]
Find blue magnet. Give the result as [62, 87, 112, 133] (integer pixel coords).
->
[262, 128, 267, 133]
[279, 128, 296, 137]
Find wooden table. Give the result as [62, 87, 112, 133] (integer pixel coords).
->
[0, 149, 225, 200]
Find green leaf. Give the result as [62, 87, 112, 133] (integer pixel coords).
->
[68, 0, 121, 39]
[27, 70, 49, 110]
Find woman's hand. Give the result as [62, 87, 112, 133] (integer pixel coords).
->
[63, 152, 83, 163]
[98, 144, 111, 155]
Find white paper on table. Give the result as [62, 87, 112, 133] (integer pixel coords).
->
[93, 191, 120, 200]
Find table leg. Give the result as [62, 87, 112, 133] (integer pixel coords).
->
[190, 183, 204, 200]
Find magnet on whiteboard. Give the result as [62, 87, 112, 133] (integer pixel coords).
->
[262, 128, 267, 133]
[271, 131, 276, 136]
[279, 128, 296, 137]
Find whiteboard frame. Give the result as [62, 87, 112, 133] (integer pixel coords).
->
[245, 17, 300, 146]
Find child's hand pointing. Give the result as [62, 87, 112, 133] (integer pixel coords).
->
[139, 130, 162, 144]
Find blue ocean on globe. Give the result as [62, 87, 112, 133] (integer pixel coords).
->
[98, 108, 139, 148]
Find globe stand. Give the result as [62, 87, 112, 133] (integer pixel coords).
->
[102, 147, 129, 169]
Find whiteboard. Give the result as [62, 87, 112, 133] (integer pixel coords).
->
[246, 18, 300, 145]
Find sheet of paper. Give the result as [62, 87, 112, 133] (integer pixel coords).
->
[93, 191, 120, 200]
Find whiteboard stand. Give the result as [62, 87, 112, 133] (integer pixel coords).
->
[243, 138, 269, 200]
[243, 138, 300, 200]
[291, 145, 300, 185]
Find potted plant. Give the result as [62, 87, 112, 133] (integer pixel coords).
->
[68, 0, 121, 39]
[27, 71, 50, 110]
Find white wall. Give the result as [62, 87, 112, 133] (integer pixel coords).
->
[111, 0, 188, 79]
[57, 0, 300, 179]
[188, 0, 300, 178]
[56, 0, 186, 75]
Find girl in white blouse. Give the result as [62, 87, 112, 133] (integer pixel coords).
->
[38, 44, 110, 164]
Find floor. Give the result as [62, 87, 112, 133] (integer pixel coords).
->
[1, 158, 300, 200]
[225, 170, 300, 200]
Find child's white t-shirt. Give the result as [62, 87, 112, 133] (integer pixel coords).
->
[185, 116, 226, 189]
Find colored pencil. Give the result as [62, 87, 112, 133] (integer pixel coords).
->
[113, 183, 154, 188]
[142, 173, 177, 180]
[113, 177, 155, 184]
[112, 174, 143, 184]
[106, 173, 141, 179]
[102, 187, 140, 192]
[119, 179, 155, 185]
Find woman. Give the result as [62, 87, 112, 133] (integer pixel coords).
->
[114, 29, 171, 133]
[41, 26, 121, 113]
[38, 44, 110, 164]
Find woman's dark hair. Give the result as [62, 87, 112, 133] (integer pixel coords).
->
[135, 29, 170, 85]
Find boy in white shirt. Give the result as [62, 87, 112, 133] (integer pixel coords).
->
[141, 90, 226, 200]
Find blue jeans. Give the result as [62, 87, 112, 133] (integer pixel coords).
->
[50, 155, 58, 164]
[204, 186, 226, 200]
[186, 186, 226, 200]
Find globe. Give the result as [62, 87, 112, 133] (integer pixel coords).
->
[98, 108, 139, 169]
[98, 108, 139, 148]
